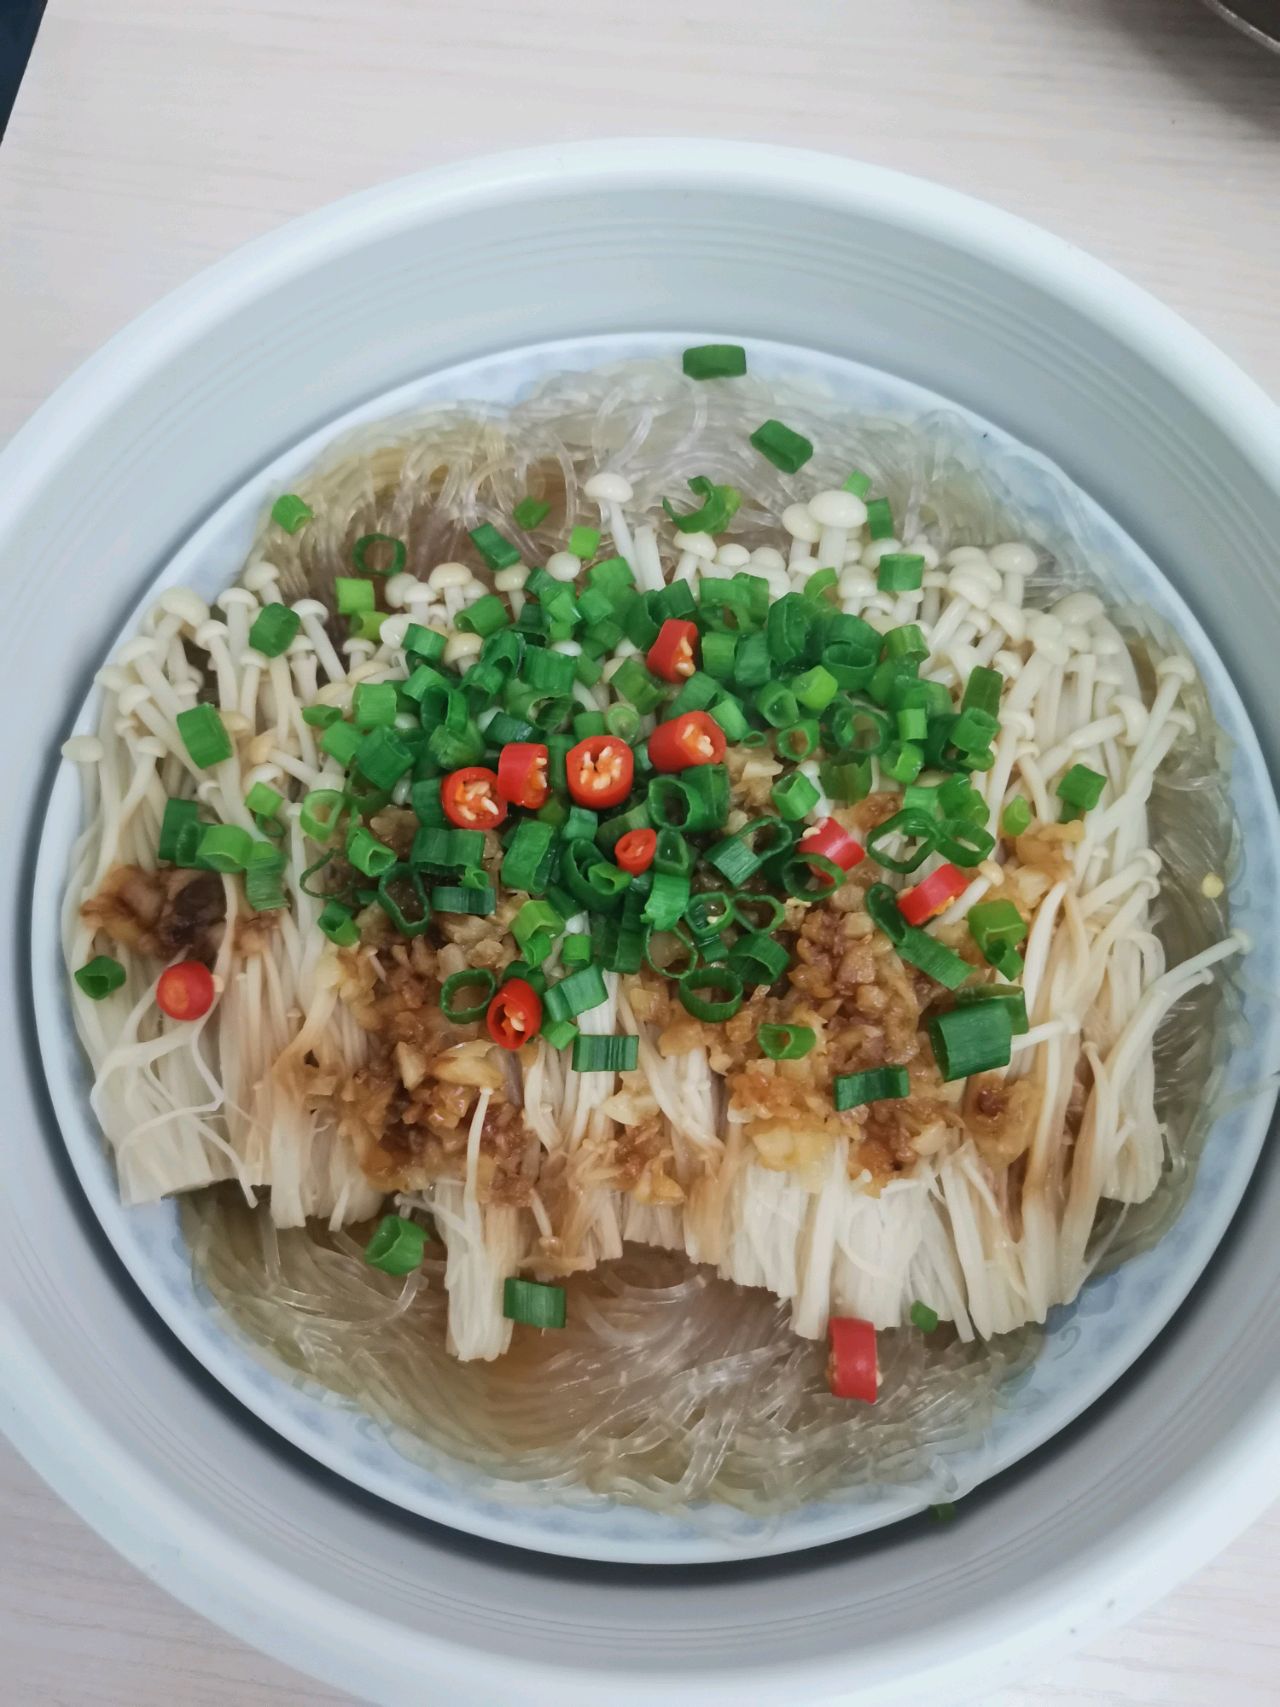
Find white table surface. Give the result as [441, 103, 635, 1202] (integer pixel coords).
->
[2, 1, 1278, 1702]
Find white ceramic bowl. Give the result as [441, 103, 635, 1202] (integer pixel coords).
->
[4, 141, 1280, 1702]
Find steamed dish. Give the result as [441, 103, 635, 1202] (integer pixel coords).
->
[60, 351, 1241, 1514]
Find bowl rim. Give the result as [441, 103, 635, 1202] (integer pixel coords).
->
[4, 138, 1280, 1702]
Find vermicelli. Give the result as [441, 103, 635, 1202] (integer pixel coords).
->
[63, 355, 1239, 1515]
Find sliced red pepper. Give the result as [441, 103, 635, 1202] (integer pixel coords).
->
[614, 827, 657, 874]
[497, 742, 550, 810]
[156, 961, 216, 1022]
[442, 766, 508, 829]
[827, 1316, 879, 1402]
[566, 735, 634, 808]
[486, 977, 542, 1050]
[647, 619, 699, 683]
[799, 816, 866, 873]
[647, 711, 726, 773]
[897, 862, 968, 926]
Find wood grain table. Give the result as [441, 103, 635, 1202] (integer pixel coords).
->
[2, 1, 1278, 1701]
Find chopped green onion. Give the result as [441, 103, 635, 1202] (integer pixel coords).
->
[865, 882, 910, 946]
[248, 604, 301, 657]
[963, 666, 1004, 717]
[540, 1016, 580, 1050]
[953, 983, 1029, 1035]
[513, 496, 551, 530]
[641, 871, 690, 931]
[701, 632, 739, 682]
[1057, 763, 1107, 814]
[513, 898, 564, 965]
[705, 817, 793, 885]
[271, 493, 313, 533]
[766, 593, 812, 667]
[176, 703, 232, 770]
[876, 553, 924, 592]
[842, 470, 871, 498]
[683, 890, 733, 941]
[779, 850, 847, 899]
[299, 789, 346, 844]
[910, 1300, 939, 1333]
[935, 819, 996, 867]
[501, 959, 547, 995]
[730, 892, 786, 933]
[317, 898, 359, 948]
[244, 781, 283, 819]
[560, 931, 592, 969]
[749, 418, 813, 473]
[865, 497, 894, 539]
[897, 707, 928, 743]
[967, 899, 1027, 962]
[571, 1033, 639, 1072]
[364, 1215, 428, 1275]
[728, 931, 790, 986]
[319, 720, 362, 767]
[789, 664, 838, 712]
[441, 967, 497, 1021]
[820, 757, 871, 804]
[610, 655, 666, 713]
[567, 525, 600, 560]
[522, 647, 578, 696]
[572, 710, 607, 740]
[351, 682, 398, 730]
[197, 823, 253, 872]
[354, 727, 415, 789]
[244, 843, 288, 912]
[864, 807, 938, 874]
[663, 475, 742, 536]
[895, 925, 972, 990]
[756, 1023, 815, 1061]
[456, 594, 510, 637]
[881, 740, 924, 785]
[834, 1065, 909, 1110]
[677, 965, 744, 1022]
[375, 864, 431, 936]
[301, 704, 343, 729]
[433, 886, 497, 918]
[544, 964, 608, 1023]
[884, 623, 928, 662]
[427, 718, 486, 769]
[412, 826, 485, 871]
[604, 702, 641, 742]
[353, 533, 407, 576]
[928, 1002, 1013, 1080]
[803, 567, 839, 603]
[733, 630, 771, 689]
[989, 943, 1025, 981]
[468, 523, 520, 571]
[346, 825, 397, 878]
[775, 718, 820, 761]
[669, 670, 719, 717]
[503, 1276, 566, 1329]
[502, 819, 556, 892]
[1001, 795, 1032, 837]
[682, 343, 747, 379]
[590, 910, 646, 975]
[771, 770, 820, 821]
[349, 610, 386, 642]
[74, 955, 126, 1000]
[404, 623, 447, 663]
[756, 682, 799, 728]
[157, 797, 200, 863]
[949, 707, 998, 756]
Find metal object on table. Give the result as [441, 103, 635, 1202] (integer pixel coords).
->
[1202, 0, 1280, 50]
